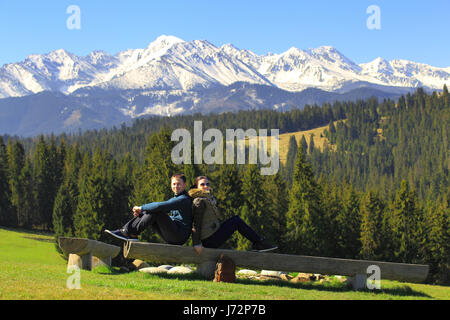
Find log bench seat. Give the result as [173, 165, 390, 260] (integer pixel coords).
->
[123, 241, 429, 290]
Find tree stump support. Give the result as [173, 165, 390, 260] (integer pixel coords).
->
[59, 237, 121, 271]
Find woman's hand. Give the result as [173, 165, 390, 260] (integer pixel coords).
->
[194, 245, 204, 255]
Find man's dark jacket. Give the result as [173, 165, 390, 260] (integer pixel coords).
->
[141, 190, 193, 239]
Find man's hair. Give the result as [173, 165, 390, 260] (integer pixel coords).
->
[171, 173, 186, 183]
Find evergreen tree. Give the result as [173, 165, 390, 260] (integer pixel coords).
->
[33, 136, 55, 230]
[131, 129, 180, 205]
[105, 155, 132, 230]
[389, 180, 424, 263]
[320, 180, 344, 257]
[52, 183, 74, 252]
[285, 146, 325, 256]
[328, 120, 337, 144]
[238, 164, 266, 250]
[7, 141, 29, 228]
[283, 135, 298, 186]
[0, 137, 11, 226]
[262, 171, 289, 251]
[53, 144, 83, 247]
[359, 190, 385, 260]
[213, 163, 242, 220]
[73, 149, 111, 241]
[209, 163, 242, 248]
[299, 135, 308, 155]
[130, 128, 181, 242]
[422, 196, 449, 284]
[115, 153, 137, 224]
[18, 159, 35, 229]
[50, 136, 65, 200]
[337, 184, 362, 259]
[308, 133, 315, 154]
[183, 163, 197, 190]
[442, 84, 449, 108]
[57, 138, 67, 186]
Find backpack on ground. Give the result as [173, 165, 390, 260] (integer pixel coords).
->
[213, 254, 236, 283]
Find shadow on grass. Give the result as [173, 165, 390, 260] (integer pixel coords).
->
[22, 236, 54, 243]
[0, 226, 53, 238]
[132, 271, 431, 298]
[75, 264, 433, 299]
[235, 278, 431, 298]
[91, 265, 117, 275]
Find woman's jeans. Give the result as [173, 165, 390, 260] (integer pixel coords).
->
[201, 215, 262, 248]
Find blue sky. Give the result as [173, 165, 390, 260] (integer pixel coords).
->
[1, 0, 449, 67]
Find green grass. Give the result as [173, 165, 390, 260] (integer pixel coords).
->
[0, 227, 449, 300]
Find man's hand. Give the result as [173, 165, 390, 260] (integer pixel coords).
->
[132, 206, 142, 217]
[194, 245, 204, 255]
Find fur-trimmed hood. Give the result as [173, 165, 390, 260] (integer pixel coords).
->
[189, 188, 217, 207]
[188, 188, 212, 199]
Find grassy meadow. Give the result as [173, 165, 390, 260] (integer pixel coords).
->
[276, 123, 335, 163]
[245, 121, 341, 164]
[0, 227, 448, 300]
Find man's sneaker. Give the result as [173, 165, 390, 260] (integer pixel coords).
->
[105, 229, 138, 242]
[252, 239, 278, 252]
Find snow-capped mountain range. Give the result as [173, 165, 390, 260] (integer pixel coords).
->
[0, 35, 448, 136]
[1, 35, 448, 99]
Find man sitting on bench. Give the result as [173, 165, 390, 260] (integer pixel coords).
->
[106, 173, 193, 245]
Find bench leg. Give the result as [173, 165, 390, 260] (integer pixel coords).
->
[196, 261, 216, 280]
[68, 253, 92, 271]
[348, 274, 367, 290]
[91, 256, 112, 269]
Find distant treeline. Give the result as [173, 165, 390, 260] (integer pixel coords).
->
[3, 95, 348, 163]
[0, 86, 448, 284]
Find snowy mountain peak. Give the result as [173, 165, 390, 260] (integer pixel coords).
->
[191, 39, 218, 50]
[361, 57, 392, 73]
[87, 50, 116, 65]
[48, 48, 72, 57]
[0, 36, 448, 99]
[360, 58, 450, 89]
[309, 46, 344, 59]
[45, 49, 81, 65]
[220, 43, 246, 57]
[308, 45, 337, 56]
[308, 46, 362, 72]
[313, 45, 337, 52]
[282, 47, 307, 57]
[149, 35, 185, 48]
[221, 43, 240, 51]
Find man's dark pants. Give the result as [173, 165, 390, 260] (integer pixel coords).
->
[122, 212, 188, 245]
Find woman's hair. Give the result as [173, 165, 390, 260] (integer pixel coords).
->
[194, 176, 208, 188]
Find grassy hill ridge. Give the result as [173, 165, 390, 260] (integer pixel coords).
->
[244, 121, 341, 163]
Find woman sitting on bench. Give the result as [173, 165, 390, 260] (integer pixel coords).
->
[189, 176, 277, 255]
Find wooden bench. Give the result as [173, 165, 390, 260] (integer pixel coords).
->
[124, 241, 429, 289]
[59, 237, 121, 271]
